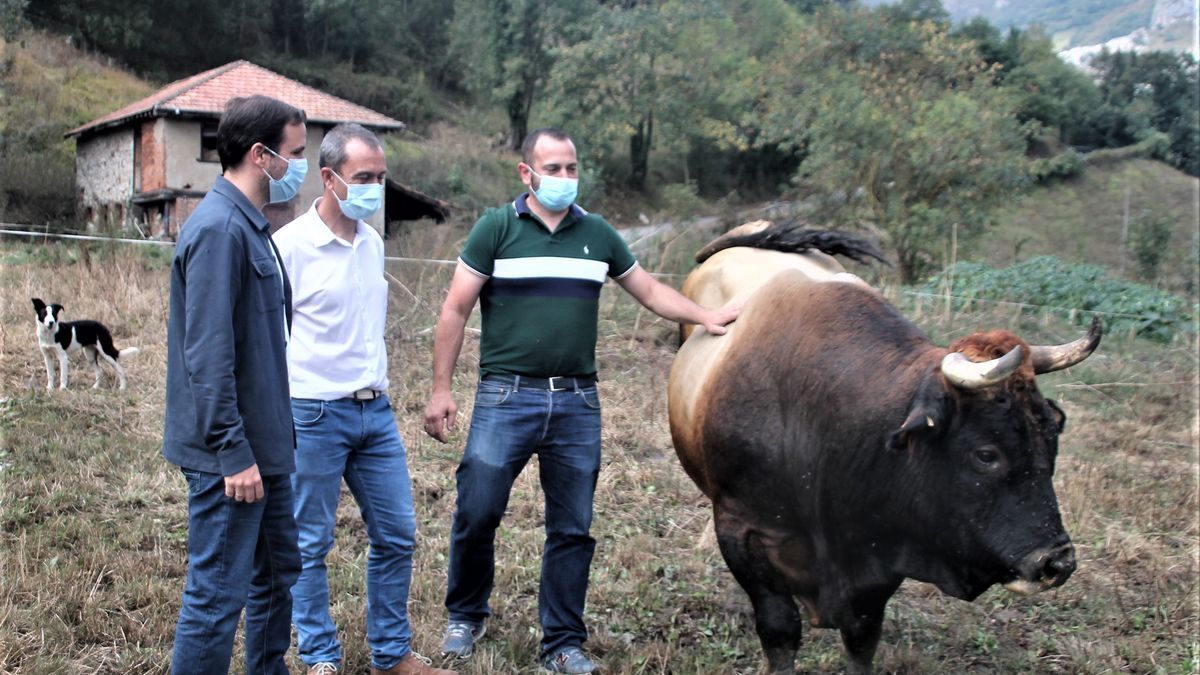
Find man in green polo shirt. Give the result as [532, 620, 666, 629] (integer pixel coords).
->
[423, 128, 739, 674]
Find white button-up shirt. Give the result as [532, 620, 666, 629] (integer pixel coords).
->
[273, 199, 390, 400]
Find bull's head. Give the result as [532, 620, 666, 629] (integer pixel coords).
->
[888, 317, 1102, 600]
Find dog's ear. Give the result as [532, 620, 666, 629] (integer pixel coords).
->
[32, 298, 45, 311]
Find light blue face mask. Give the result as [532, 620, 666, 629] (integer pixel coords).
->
[263, 146, 308, 204]
[331, 170, 384, 221]
[530, 169, 579, 212]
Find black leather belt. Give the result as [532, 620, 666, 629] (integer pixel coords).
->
[483, 374, 596, 392]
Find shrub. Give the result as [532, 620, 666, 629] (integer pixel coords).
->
[924, 256, 1195, 342]
[1128, 210, 1173, 283]
[1029, 150, 1083, 183]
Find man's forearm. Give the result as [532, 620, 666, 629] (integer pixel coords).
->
[431, 310, 469, 394]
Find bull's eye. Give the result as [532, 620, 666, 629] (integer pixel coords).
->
[972, 447, 1003, 472]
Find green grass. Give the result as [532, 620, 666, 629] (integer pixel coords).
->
[1, 239, 1196, 674]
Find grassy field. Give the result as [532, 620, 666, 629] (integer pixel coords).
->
[0, 233, 1196, 674]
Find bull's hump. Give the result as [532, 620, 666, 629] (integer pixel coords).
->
[699, 247, 851, 306]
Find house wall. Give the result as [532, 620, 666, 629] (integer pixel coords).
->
[75, 130, 134, 208]
[74, 118, 386, 236]
[139, 119, 167, 192]
[165, 120, 221, 191]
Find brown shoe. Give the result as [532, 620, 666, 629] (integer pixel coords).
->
[371, 651, 458, 675]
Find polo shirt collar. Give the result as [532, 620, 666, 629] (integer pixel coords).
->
[211, 175, 271, 232]
[513, 192, 588, 225]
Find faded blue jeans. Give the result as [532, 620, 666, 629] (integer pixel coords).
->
[172, 469, 300, 675]
[289, 395, 417, 671]
[445, 375, 602, 658]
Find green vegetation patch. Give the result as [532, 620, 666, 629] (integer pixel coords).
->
[924, 256, 1196, 342]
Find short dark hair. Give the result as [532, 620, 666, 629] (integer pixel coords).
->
[217, 95, 307, 171]
[319, 123, 384, 173]
[521, 127, 573, 166]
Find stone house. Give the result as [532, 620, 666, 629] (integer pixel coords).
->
[66, 60, 449, 237]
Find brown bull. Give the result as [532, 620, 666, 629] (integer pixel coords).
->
[668, 221, 1101, 674]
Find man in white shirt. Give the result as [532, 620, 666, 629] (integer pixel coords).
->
[273, 124, 454, 675]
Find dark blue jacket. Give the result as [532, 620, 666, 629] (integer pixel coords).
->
[163, 176, 295, 476]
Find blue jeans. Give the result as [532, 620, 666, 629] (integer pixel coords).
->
[172, 469, 300, 675]
[290, 395, 417, 670]
[445, 376, 602, 658]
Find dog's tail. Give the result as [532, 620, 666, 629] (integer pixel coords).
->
[119, 347, 140, 359]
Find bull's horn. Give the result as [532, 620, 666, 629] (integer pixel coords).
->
[1030, 316, 1103, 374]
[941, 345, 1024, 390]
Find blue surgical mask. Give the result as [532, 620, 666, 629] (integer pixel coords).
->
[530, 169, 578, 212]
[331, 170, 384, 221]
[263, 146, 308, 204]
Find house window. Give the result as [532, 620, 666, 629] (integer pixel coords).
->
[200, 122, 219, 162]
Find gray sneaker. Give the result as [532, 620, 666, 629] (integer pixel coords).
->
[440, 620, 485, 658]
[542, 646, 599, 674]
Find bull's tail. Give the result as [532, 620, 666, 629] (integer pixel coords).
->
[695, 219, 892, 266]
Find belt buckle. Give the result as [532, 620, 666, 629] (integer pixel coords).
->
[354, 389, 377, 400]
[548, 376, 571, 392]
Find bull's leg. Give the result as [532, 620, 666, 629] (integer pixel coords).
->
[714, 508, 801, 675]
[838, 590, 894, 675]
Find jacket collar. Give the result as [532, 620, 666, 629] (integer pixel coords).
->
[212, 175, 271, 232]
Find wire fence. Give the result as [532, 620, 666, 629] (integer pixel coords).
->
[0, 225, 1188, 324]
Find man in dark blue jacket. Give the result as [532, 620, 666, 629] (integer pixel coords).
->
[163, 94, 308, 675]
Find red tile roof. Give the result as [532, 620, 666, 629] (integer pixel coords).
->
[66, 60, 404, 138]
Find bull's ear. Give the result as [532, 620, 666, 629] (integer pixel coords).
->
[1047, 399, 1066, 433]
[890, 375, 949, 451]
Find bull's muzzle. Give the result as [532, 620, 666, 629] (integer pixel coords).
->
[1003, 543, 1076, 596]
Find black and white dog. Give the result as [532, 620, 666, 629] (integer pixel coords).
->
[32, 298, 139, 390]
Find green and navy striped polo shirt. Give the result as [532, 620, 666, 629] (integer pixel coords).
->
[459, 194, 638, 378]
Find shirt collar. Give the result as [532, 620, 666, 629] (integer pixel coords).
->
[211, 175, 271, 232]
[305, 197, 366, 248]
[513, 192, 588, 221]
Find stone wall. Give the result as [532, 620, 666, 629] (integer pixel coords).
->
[75, 130, 134, 208]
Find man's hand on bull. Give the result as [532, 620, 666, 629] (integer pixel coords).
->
[701, 301, 742, 336]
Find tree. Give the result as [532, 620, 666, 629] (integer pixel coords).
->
[755, 6, 1030, 282]
[450, 0, 595, 150]
[956, 23, 1104, 147]
[1, 0, 27, 39]
[1092, 50, 1199, 175]
[541, 0, 757, 191]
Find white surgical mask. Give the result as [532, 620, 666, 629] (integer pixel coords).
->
[263, 146, 308, 203]
[530, 169, 578, 212]
[331, 170, 384, 220]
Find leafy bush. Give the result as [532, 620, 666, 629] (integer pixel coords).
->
[923, 256, 1195, 342]
[1029, 150, 1083, 183]
[1128, 210, 1173, 282]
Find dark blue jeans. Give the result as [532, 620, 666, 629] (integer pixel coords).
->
[290, 396, 417, 671]
[445, 376, 602, 658]
[172, 469, 300, 675]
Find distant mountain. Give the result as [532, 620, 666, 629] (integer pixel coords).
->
[863, 0, 1197, 57]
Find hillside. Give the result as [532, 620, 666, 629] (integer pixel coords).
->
[0, 32, 155, 221]
[971, 158, 1199, 294]
[863, 0, 1197, 54]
